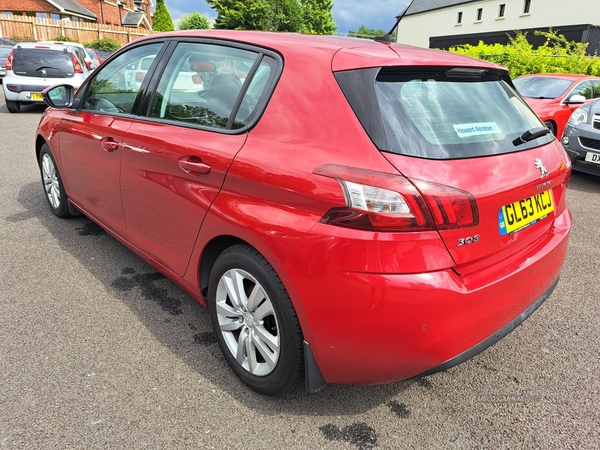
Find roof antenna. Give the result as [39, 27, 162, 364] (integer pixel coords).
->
[374, 0, 416, 43]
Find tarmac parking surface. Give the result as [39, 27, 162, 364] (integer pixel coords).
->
[1, 91, 599, 449]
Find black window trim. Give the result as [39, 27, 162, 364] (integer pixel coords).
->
[138, 37, 284, 135]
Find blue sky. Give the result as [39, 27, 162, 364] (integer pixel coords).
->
[165, 0, 411, 35]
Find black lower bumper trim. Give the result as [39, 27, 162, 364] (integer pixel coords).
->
[411, 277, 560, 380]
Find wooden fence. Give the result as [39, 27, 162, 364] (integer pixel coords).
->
[0, 15, 153, 45]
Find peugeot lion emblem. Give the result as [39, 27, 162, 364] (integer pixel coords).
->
[41, 69, 47, 77]
[535, 158, 548, 178]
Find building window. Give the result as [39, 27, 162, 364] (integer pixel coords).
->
[523, 0, 531, 14]
[476, 8, 483, 21]
[457, 11, 462, 24]
[499, 4, 505, 17]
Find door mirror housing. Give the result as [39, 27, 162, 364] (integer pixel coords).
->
[42, 85, 75, 108]
[566, 94, 586, 104]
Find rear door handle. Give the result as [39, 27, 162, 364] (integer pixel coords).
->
[178, 156, 211, 176]
[101, 137, 119, 153]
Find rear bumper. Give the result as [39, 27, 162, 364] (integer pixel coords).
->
[283, 209, 571, 385]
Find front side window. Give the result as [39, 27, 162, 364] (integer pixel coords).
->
[81, 43, 163, 114]
[149, 42, 276, 130]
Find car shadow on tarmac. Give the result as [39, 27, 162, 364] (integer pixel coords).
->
[11, 181, 419, 415]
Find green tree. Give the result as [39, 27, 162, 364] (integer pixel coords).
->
[271, 0, 305, 32]
[178, 12, 211, 30]
[449, 30, 600, 77]
[87, 38, 121, 52]
[153, 0, 175, 32]
[208, 0, 272, 30]
[301, 0, 336, 35]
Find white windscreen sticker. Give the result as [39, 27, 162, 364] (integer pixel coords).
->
[453, 122, 502, 138]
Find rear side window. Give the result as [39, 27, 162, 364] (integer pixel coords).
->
[336, 67, 547, 159]
[11, 48, 74, 78]
[148, 42, 278, 131]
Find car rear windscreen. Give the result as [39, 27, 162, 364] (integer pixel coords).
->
[11, 48, 75, 78]
[336, 67, 548, 159]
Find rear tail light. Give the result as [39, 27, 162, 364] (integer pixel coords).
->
[71, 53, 83, 73]
[6, 50, 14, 71]
[135, 71, 145, 82]
[314, 165, 478, 232]
[192, 74, 202, 84]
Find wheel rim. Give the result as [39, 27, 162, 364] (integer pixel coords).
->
[215, 268, 280, 376]
[41, 153, 61, 209]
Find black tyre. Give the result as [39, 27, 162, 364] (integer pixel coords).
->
[39, 144, 74, 218]
[544, 120, 556, 136]
[208, 244, 304, 395]
[6, 100, 20, 113]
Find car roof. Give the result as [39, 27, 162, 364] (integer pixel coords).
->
[516, 73, 600, 81]
[133, 30, 507, 73]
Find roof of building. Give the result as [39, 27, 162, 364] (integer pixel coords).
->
[401, 0, 478, 16]
[47, 0, 97, 19]
[122, 11, 145, 27]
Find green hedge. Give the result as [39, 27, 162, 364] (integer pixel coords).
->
[449, 30, 600, 77]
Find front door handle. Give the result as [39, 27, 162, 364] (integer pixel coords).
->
[101, 137, 119, 153]
[178, 156, 211, 176]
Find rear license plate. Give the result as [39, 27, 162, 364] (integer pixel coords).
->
[31, 93, 43, 101]
[585, 152, 600, 165]
[499, 190, 554, 236]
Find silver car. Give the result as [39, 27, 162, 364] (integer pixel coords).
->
[2, 42, 92, 113]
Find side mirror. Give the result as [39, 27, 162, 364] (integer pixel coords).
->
[42, 85, 74, 108]
[566, 94, 586, 104]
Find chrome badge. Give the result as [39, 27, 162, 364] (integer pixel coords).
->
[535, 158, 548, 178]
[41, 69, 47, 77]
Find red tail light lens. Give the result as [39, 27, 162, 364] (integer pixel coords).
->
[6, 50, 14, 71]
[135, 71, 145, 82]
[413, 180, 479, 229]
[314, 165, 478, 232]
[192, 74, 202, 84]
[71, 53, 83, 73]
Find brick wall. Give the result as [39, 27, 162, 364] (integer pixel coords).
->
[1, 0, 59, 13]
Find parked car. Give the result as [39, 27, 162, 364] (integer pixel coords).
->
[513, 73, 600, 138]
[561, 99, 600, 176]
[38, 41, 96, 71]
[3, 42, 93, 113]
[36, 31, 572, 395]
[85, 47, 101, 68]
[0, 44, 12, 82]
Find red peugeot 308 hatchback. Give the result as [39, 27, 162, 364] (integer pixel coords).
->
[36, 31, 571, 395]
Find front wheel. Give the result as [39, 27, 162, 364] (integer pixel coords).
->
[39, 144, 74, 218]
[208, 244, 304, 395]
[6, 100, 20, 113]
[544, 120, 556, 136]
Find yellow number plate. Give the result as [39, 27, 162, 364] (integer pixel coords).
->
[31, 93, 43, 101]
[499, 190, 554, 235]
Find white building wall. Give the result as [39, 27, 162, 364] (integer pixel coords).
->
[396, 0, 600, 47]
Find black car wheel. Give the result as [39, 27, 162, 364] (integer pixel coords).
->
[208, 244, 304, 395]
[544, 120, 557, 136]
[6, 100, 20, 113]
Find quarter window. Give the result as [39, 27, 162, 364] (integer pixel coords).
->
[81, 43, 163, 114]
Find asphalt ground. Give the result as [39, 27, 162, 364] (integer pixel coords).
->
[1, 90, 599, 449]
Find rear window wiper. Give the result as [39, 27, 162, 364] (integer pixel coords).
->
[513, 127, 551, 146]
[36, 66, 60, 72]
